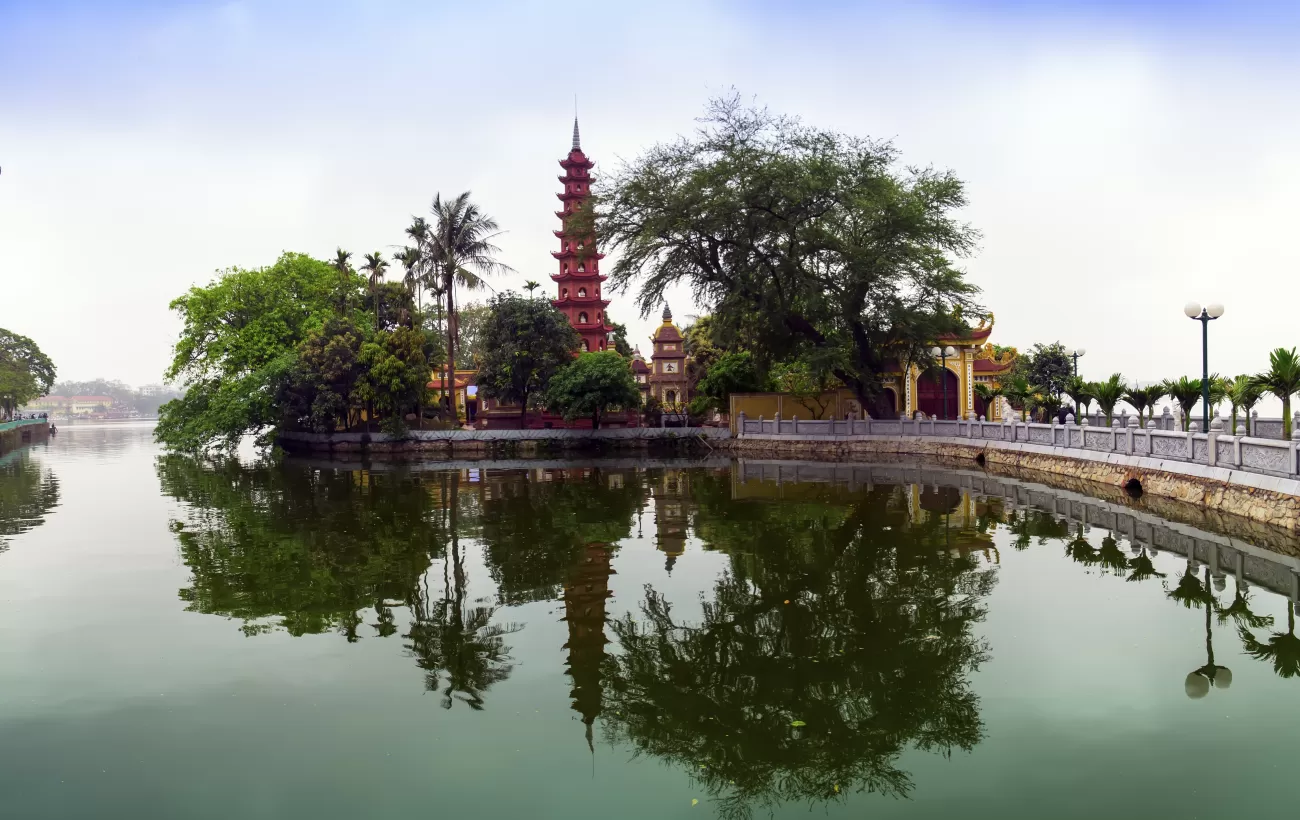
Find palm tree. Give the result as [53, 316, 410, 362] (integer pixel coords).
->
[1123, 383, 1166, 427]
[1163, 376, 1203, 431]
[973, 382, 1005, 420]
[329, 247, 353, 316]
[429, 192, 513, 418]
[1226, 374, 1263, 436]
[1126, 548, 1166, 583]
[1207, 374, 1229, 419]
[524, 280, 541, 298]
[1251, 347, 1300, 439]
[998, 375, 1031, 421]
[1239, 601, 1300, 679]
[1063, 375, 1094, 421]
[395, 246, 422, 301]
[360, 251, 389, 331]
[1091, 373, 1127, 427]
[405, 217, 432, 311]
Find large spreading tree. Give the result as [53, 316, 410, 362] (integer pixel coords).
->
[545, 350, 641, 429]
[0, 329, 56, 419]
[475, 292, 579, 427]
[590, 94, 982, 418]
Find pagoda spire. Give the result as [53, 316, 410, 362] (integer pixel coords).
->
[572, 117, 581, 151]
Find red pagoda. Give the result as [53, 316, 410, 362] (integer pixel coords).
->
[552, 118, 614, 353]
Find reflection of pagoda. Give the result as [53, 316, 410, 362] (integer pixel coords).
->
[653, 470, 691, 572]
[562, 541, 615, 750]
[907, 485, 999, 563]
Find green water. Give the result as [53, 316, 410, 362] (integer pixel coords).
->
[2, 423, 1299, 819]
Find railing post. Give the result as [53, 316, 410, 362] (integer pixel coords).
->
[737, 411, 747, 436]
[792, 415, 798, 435]
[774, 411, 781, 435]
[1126, 414, 1138, 454]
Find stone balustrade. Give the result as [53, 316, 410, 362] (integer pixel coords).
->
[736, 409, 1300, 481]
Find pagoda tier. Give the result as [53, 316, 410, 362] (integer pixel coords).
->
[552, 117, 613, 354]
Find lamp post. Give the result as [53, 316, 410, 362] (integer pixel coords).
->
[929, 345, 957, 419]
[1184, 302, 1224, 431]
[1071, 347, 1086, 377]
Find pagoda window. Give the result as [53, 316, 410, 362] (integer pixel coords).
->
[595, 312, 602, 323]
[578, 287, 587, 298]
[666, 390, 677, 405]
[577, 264, 585, 272]
[581, 340, 589, 352]
[561, 288, 569, 299]
[578, 312, 588, 324]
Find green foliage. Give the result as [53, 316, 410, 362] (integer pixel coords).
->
[1122, 383, 1165, 426]
[0, 328, 57, 418]
[476, 292, 579, 425]
[770, 348, 844, 420]
[1063, 375, 1094, 419]
[455, 302, 492, 368]
[1162, 376, 1204, 431]
[545, 351, 641, 429]
[1251, 347, 1300, 438]
[693, 351, 766, 415]
[157, 253, 350, 451]
[355, 326, 436, 435]
[1227, 374, 1263, 435]
[606, 320, 634, 358]
[1013, 342, 1073, 402]
[279, 317, 366, 433]
[1091, 373, 1128, 426]
[592, 94, 981, 416]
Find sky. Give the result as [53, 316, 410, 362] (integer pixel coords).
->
[3, 0, 1300, 398]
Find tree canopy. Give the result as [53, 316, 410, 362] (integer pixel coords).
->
[591, 94, 982, 417]
[0, 328, 56, 418]
[476, 292, 579, 426]
[545, 351, 641, 429]
[1013, 342, 1073, 403]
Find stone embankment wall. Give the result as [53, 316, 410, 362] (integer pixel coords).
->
[729, 435, 1300, 532]
[277, 427, 732, 458]
[0, 419, 49, 456]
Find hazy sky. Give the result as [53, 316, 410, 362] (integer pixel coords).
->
[3, 0, 1299, 394]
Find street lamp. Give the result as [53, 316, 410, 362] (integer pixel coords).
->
[1071, 347, 1086, 377]
[1184, 302, 1224, 431]
[929, 345, 957, 419]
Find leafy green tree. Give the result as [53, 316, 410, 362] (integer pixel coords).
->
[523, 280, 540, 298]
[1226, 374, 1263, 435]
[591, 94, 981, 420]
[770, 350, 843, 420]
[1013, 343, 1073, 405]
[545, 351, 641, 429]
[428, 192, 512, 417]
[1251, 347, 1300, 438]
[476, 293, 579, 427]
[0, 328, 57, 419]
[454, 301, 492, 368]
[1091, 373, 1128, 426]
[1163, 376, 1203, 431]
[973, 382, 1005, 420]
[355, 325, 436, 434]
[692, 351, 766, 415]
[278, 316, 366, 433]
[1123, 383, 1165, 427]
[157, 252, 354, 452]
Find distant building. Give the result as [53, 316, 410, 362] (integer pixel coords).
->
[26, 395, 115, 415]
[648, 305, 690, 412]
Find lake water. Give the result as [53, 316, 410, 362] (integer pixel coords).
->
[2, 422, 1300, 819]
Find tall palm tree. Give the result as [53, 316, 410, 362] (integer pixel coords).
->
[428, 192, 513, 417]
[405, 217, 432, 311]
[1226, 374, 1263, 436]
[1251, 347, 1300, 439]
[1091, 373, 1127, 427]
[524, 280, 541, 298]
[1064, 375, 1094, 421]
[1239, 601, 1300, 679]
[1207, 373, 1229, 419]
[999, 375, 1031, 421]
[360, 251, 389, 331]
[1163, 376, 1203, 431]
[395, 246, 422, 302]
[1123, 383, 1166, 427]
[329, 247, 353, 316]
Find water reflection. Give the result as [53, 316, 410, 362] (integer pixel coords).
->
[0, 449, 59, 550]
[156, 456, 1300, 815]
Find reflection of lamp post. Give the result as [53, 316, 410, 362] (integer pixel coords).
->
[929, 345, 957, 420]
[1185, 567, 1232, 699]
[1183, 302, 1224, 432]
[1071, 347, 1086, 377]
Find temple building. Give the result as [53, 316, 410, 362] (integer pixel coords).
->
[631, 346, 651, 403]
[647, 305, 690, 411]
[552, 119, 614, 354]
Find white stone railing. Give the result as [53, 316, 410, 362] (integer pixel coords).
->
[735, 411, 1300, 479]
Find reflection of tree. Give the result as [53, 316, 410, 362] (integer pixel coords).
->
[602, 482, 994, 819]
[157, 455, 440, 636]
[1003, 509, 1068, 551]
[1239, 602, 1300, 679]
[1125, 549, 1166, 583]
[0, 450, 59, 551]
[1096, 535, 1129, 576]
[476, 469, 643, 604]
[1064, 525, 1099, 567]
[1177, 567, 1232, 698]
